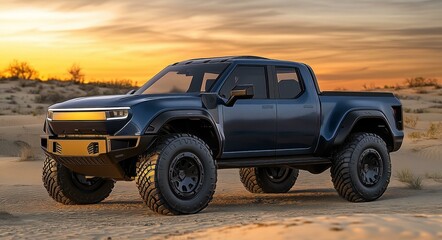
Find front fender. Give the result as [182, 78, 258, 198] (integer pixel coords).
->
[144, 109, 224, 157]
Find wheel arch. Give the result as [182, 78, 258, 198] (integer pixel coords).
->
[333, 110, 395, 151]
[145, 110, 223, 158]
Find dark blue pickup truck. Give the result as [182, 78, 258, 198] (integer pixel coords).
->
[41, 56, 404, 215]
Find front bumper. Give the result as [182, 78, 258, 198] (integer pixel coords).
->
[41, 135, 156, 179]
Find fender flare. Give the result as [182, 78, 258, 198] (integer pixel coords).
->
[333, 109, 394, 146]
[144, 109, 224, 157]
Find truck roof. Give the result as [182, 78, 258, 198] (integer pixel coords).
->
[172, 56, 300, 66]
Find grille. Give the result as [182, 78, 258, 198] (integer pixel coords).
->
[56, 155, 109, 166]
[87, 142, 99, 154]
[54, 142, 62, 154]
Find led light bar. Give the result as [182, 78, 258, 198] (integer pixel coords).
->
[47, 107, 130, 121]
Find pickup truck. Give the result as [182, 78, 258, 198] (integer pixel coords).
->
[41, 56, 404, 215]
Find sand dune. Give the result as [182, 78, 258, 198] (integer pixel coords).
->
[0, 83, 441, 239]
[174, 215, 442, 240]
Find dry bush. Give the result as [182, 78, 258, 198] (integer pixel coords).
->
[87, 79, 134, 89]
[34, 91, 71, 104]
[408, 122, 442, 139]
[395, 94, 421, 100]
[416, 88, 429, 94]
[14, 140, 34, 161]
[67, 64, 85, 83]
[404, 116, 418, 128]
[426, 122, 442, 139]
[425, 172, 442, 183]
[19, 79, 38, 87]
[408, 132, 424, 139]
[413, 108, 429, 114]
[362, 83, 379, 91]
[405, 77, 438, 88]
[4, 60, 39, 80]
[396, 169, 423, 189]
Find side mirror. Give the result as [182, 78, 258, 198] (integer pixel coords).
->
[225, 84, 254, 106]
[126, 89, 136, 95]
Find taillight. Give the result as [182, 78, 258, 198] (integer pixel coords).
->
[392, 106, 403, 130]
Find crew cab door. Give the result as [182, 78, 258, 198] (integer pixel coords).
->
[220, 65, 277, 158]
[272, 66, 320, 155]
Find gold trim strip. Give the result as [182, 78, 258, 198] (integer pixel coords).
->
[52, 112, 106, 121]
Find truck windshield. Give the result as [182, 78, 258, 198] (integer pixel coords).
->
[137, 63, 229, 95]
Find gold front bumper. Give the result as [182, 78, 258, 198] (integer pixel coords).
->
[45, 139, 107, 156]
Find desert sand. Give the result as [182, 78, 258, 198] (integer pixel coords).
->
[0, 81, 441, 239]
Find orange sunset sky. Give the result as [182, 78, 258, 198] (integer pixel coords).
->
[1, 0, 441, 90]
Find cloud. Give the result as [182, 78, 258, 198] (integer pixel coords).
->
[1, 0, 441, 87]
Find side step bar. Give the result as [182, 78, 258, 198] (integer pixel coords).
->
[217, 155, 332, 174]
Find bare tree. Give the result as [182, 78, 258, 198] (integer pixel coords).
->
[5, 60, 38, 79]
[67, 64, 85, 83]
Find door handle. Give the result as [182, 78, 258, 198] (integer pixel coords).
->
[304, 105, 314, 108]
[262, 105, 274, 109]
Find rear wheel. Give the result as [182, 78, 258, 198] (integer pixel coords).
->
[331, 133, 391, 202]
[136, 134, 217, 215]
[239, 167, 299, 193]
[42, 157, 115, 204]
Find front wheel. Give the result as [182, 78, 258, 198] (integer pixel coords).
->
[136, 134, 217, 215]
[42, 157, 115, 205]
[331, 133, 391, 202]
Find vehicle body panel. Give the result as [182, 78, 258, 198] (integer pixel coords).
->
[41, 56, 404, 179]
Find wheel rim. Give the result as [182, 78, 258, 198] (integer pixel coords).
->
[168, 152, 204, 199]
[264, 167, 291, 183]
[358, 148, 383, 187]
[71, 172, 104, 191]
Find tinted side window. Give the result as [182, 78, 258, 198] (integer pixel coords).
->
[276, 67, 302, 98]
[219, 66, 268, 99]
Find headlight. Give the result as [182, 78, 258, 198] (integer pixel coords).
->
[106, 109, 129, 120]
[47, 107, 130, 121]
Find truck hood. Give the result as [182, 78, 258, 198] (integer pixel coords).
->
[49, 94, 201, 110]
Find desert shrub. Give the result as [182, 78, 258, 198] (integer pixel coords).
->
[426, 122, 442, 139]
[87, 79, 134, 89]
[67, 64, 85, 83]
[362, 83, 379, 90]
[4, 60, 39, 80]
[404, 116, 418, 128]
[416, 89, 429, 94]
[14, 140, 34, 161]
[413, 108, 429, 114]
[103, 88, 122, 95]
[403, 108, 411, 113]
[19, 79, 38, 87]
[396, 169, 423, 189]
[425, 172, 442, 183]
[5, 89, 15, 93]
[405, 77, 438, 88]
[395, 94, 421, 100]
[85, 86, 100, 96]
[34, 91, 69, 104]
[408, 132, 424, 139]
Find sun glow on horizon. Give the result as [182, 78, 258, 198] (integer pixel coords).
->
[1, 0, 441, 90]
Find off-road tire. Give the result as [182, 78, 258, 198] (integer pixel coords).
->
[42, 157, 115, 205]
[331, 132, 391, 202]
[136, 134, 217, 215]
[239, 167, 299, 193]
